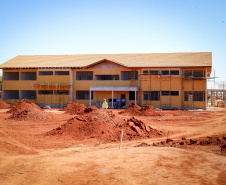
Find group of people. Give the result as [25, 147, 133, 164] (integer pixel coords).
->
[102, 97, 125, 109]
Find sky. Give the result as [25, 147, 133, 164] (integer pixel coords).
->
[0, 0, 225, 87]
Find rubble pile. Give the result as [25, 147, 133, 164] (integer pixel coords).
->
[153, 136, 226, 154]
[46, 109, 164, 142]
[7, 100, 50, 121]
[63, 102, 87, 114]
[119, 103, 160, 116]
[0, 100, 10, 109]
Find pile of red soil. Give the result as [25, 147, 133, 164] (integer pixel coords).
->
[63, 102, 87, 114]
[7, 100, 50, 121]
[119, 103, 160, 116]
[0, 100, 10, 109]
[63, 102, 98, 115]
[46, 109, 164, 142]
[153, 135, 226, 154]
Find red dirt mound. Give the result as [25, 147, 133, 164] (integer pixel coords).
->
[83, 106, 98, 114]
[8, 100, 42, 113]
[0, 100, 10, 109]
[7, 100, 50, 121]
[46, 109, 164, 142]
[119, 103, 160, 116]
[63, 102, 87, 114]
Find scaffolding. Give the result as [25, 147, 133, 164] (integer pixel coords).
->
[136, 68, 213, 109]
[33, 82, 72, 108]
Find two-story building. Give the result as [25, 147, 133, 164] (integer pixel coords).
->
[0, 52, 212, 109]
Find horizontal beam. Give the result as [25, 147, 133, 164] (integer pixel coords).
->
[90, 86, 138, 91]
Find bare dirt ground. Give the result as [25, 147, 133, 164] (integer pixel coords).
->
[0, 105, 226, 185]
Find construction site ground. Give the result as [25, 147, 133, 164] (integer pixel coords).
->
[0, 105, 226, 185]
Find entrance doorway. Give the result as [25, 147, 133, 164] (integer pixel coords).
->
[121, 94, 126, 108]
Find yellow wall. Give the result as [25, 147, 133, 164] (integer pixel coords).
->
[2, 65, 211, 109]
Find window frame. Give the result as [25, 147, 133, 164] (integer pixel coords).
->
[3, 72, 19, 81]
[39, 71, 53, 76]
[21, 72, 37, 81]
[76, 71, 93, 80]
[3, 90, 19, 99]
[54, 90, 69, 95]
[38, 90, 53, 95]
[143, 91, 160, 101]
[184, 91, 205, 101]
[76, 91, 93, 100]
[95, 74, 119, 81]
[121, 71, 138, 80]
[55, 71, 70, 76]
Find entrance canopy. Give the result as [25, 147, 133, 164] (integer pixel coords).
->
[90, 86, 138, 91]
[89, 86, 138, 107]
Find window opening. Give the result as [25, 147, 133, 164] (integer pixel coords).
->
[121, 71, 138, 80]
[54, 90, 69, 95]
[76, 91, 93, 100]
[55, 71, 69, 76]
[39, 71, 53, 76]
[3, 90, 19, 99]
[76, 71, 93, 80]
[170, 70, 179, 75]
[95, 75, 119, 81]
[21, 90, 36, 99]
[3, 72, 19, 80]
[143, 91, 160, 101]
[129, 91, 138, 100]
[21, 72, 36, 80]
[38, 90, 53, 95]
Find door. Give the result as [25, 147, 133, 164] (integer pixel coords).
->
[121, 94, 126, 108]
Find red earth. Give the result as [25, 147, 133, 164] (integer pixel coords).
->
[0, 101, 226, 184]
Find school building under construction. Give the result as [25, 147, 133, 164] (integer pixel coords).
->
[0, 52, 212, 109]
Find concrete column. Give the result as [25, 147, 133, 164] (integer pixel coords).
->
[112, 90, 114, 108]
[89, 90, 92, 107]
[70, 69, 73, 102]
[135, 90, 137, 104]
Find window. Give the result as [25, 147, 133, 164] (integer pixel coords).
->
[161, 70, 170, 75]
[76, 91, 93, 100]
[54, 90, 69, 95]
[193, 92, 205, 101]
[76, 71, 93, 80]
[171, 70, 179, 75]
[38, 90, 53, 95]
[121, 71, 138, 80]
[39, 71, 53, 76]
[55, 71, 69, 76]
[184, 92, 205, 101]
[184, 92, 193, 101]
[129, 91, 138, 100]
[4, 72, 19, 80]
[108, 98, 116, 103]
[95, 75, 119, 81]
[171, 91, 179, 96]
[4, 90, 19, 99]
[161, 91, 179, 96]
[184, 70, 192, 78]
[21, 90, 36, 99]
[184, 70, 205, 80]
[21, 72, 36, 80]
[143, 91, 160, 101]
[193, 70, 205, 80]
[143, 70, 159, 75]
[161, 91, 170, 96]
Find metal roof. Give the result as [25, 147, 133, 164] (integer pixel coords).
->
[0, 52, 212, 69]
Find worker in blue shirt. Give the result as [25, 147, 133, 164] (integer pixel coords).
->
[116, 97, 120, 108]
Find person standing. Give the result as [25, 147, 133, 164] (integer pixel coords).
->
[116, 97, 120, 108]
[121, 97, 125, 107]
[102, 99, 108, 109]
